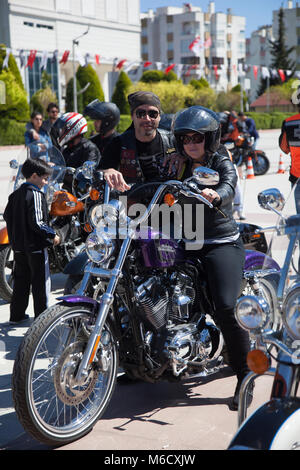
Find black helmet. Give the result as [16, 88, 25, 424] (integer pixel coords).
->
[83, 99, 120, 135]
[172, 106, 221, 154]
[158, 113, 175, 131]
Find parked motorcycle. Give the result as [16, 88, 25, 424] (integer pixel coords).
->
[228, 185, 300, 450]
[0, 145, 97, 301]
[232, 133, 270, 176]
[12, 167, 279, 446]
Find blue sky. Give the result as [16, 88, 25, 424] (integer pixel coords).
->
[140, 0, 291, 37]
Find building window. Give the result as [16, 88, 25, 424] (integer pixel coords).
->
[56, 0, 70, 12]
[24, 21, 34, 27]
[36, 24, 54, 30]
[27, 56, 59, 101]
[81, 0, 96, 18]
[181, 39, 193, 53]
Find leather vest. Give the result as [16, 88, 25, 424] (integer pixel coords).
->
[118, 128, 176, 183]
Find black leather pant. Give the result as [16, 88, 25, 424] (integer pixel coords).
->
[197, 237, 250, 380]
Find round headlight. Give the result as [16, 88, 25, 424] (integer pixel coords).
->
[88, 200, 128, 229]
[235, 295, 270, 332]
[282, 285, 300, 340]
[85, 231, 115, 264]
[89, 204, 104, 228]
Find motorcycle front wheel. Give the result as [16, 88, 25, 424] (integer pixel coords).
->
[0, 245, 13, 301]
[252, 151, 270, 176]
[12, 303, 118, 447]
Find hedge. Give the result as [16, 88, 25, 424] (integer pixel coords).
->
[0, 112, 294, 146]
[0, 115, 133, 146]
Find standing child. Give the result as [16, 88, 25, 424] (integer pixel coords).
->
[3, 158, 60, 324]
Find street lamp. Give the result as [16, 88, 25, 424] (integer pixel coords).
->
[72, 26, 89, 112]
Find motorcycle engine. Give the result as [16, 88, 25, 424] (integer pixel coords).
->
[134, 270, 196, 331]
[133, 269, 223, 376]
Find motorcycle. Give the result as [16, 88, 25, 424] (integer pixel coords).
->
[0, 144, 98, 301]
[228, 184, 300, 450]
[12, 166, 280, 446]
[231, 133, 270, 176]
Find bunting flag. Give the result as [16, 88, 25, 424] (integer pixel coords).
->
[40, 50, 48, 71]
[3, 48, 11, 68]
[116, 59, 127, 70]
[278, 69, 286, 82]
[76, 50, 85, 67]
[59, 50, 70, 64]
[52, 49, 58, 63]
[19, 49, 25, 68]
[1, 44, 299, 88]
[165, 63, 175, 74]
[25, 49, 37, 69]
[184, 3, 192, 11]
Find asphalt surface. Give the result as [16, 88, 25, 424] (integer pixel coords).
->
[0, 131, 296, 451]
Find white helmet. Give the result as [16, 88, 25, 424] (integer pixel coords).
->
[55, 112, 88, 147]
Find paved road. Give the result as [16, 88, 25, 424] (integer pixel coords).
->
[0, 131, 296, 451]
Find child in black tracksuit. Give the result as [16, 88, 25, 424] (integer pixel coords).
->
[4, 158, 60, 324]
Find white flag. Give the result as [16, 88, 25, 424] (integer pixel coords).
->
[76, 50, 85, 67]
[40, 50, 48, 71]
[261, 66, 270, 79]
[3, 48, 11, 68]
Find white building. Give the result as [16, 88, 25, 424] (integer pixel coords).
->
[245, 25, 274, 102]
[0, 0, 141, 108]
[140, 2, 246, 92]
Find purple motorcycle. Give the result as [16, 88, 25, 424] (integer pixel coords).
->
[12, 167, 280, 446]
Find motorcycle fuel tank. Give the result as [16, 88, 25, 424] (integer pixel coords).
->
[50, 190, 85, 217]
[136, 229, 186, 268]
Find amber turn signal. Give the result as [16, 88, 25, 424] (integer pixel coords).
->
[247, 349, 270, 375]
[164, 193, 176, 207]
[90, 189, 100, 201]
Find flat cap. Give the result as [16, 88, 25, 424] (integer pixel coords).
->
[128, 91, 161, 113]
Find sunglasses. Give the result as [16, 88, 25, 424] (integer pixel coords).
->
[180, 134, 205, 145]
[135, 109, 160, 119]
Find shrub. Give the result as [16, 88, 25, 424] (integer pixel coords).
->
[0, 45, 30, 121]
[76, 64, 105, 109]
[111, 71, 132, 114]
[0, 118, 26, 145]
[30, 86, 58, 117]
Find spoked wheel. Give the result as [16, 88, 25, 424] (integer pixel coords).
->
[12, 304, 118, 446]
[0, 245, 14, 302]
[252, 151, 270, 176]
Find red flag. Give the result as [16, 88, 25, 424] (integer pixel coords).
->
[95, 54, 100, 65]
[165, 63, 175, 74]
[143, 61, 152, 68]
[278, 69, 286, 82]
[116, 59, 127, 70]
[59, 50, 70, 65]
[25, 50, 37, 69]
[213, 65, 219, 80]
[253, 65, 258, 80]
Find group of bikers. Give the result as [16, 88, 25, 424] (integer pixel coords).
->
[19, 92, 256, 410]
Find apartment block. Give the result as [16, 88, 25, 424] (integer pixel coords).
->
[140, 2, 246, 92]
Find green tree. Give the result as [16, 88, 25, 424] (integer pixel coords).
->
[0, 44, 30, 121]
[76, 64, 105, 109]
[30, 71, 57, 116]
[258, 8, 296, 96]
[111, 71, 132, 114]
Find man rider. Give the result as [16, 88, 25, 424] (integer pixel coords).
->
[84, 100, 120, 155]
[99, 91, 179, 192]
[54, 112, 101, 168]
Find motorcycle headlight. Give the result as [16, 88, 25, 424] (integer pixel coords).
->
[235, 295, 270, 332]
[85, 231, 115, 264]
[89, 200, 128, 229]
[282, 285, 300, 340]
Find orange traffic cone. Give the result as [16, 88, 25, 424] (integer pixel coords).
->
[277, 154, 285, 174]
[246, 157, 255, 179]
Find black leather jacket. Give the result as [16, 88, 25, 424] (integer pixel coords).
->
[63, 137, 101, 169]
[181, 147, 238, 241]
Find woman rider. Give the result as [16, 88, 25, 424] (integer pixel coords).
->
[172, 105, 252, 410]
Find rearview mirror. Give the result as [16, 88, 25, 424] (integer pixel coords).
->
[257, 188, 285, 212]
[192, 166, 219, 186]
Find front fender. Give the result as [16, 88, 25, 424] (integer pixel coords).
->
[228, 398, 300, 450]
[244, 249, 280, 272]
[57, 294, 98, 309]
